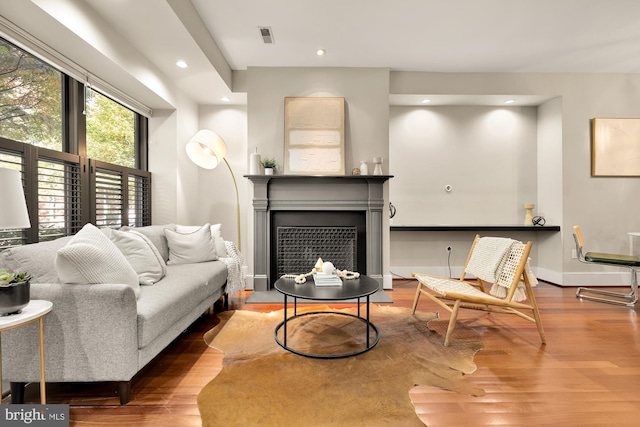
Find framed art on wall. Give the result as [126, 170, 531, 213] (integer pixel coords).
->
[592, 117, 640, 176]
[284, 97, 345, 175]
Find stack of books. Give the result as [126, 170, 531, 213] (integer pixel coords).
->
[313, 273, 343, 287]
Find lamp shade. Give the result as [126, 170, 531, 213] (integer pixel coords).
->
[185, 129, 228, 169]
[0, 168, 31, 229]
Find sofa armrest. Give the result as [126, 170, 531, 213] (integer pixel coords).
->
[1, 282, 139, 383]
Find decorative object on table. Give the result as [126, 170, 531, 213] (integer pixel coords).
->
[313, 272, 342, 286]
[185, 129, 242, 251]
[0, 269, 32, 316]
[524, 204, 535, 225]
[321, 261, 335, 275]
[261, 157, 277, 175]
[372, 157, 383, 175]
[280, 257, 360, 284]
[283, 97, 345, 175]
[249, 148, 261, 175]
[591, 118, 640, 176]
[351, 167, 360, 175]
[359, 160, 369, 175]
[0, 167, 32, 315]
[532, 216, 546, 226]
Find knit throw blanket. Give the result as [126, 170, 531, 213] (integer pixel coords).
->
[466, 237, 534, 303]
[466, 237, 515, 283]
[219, 241, 246, 297]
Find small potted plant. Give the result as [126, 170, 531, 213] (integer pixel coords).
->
[0, 269, 32, 316]
[261, 158, 278, 175]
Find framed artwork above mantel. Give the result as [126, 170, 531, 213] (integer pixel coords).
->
[283, 97, 345, 175]
[592, 117, 640, 176]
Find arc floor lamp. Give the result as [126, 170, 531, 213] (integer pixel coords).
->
[185, 129, 241, 251]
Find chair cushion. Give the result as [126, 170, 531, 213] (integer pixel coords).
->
[584, 251, 640, 266]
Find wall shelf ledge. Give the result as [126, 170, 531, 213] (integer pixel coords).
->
[390, 225, 560, 232]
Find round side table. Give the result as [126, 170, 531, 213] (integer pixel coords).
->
[0, 300, 53, 404]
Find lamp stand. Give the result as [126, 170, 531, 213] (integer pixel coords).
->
[223, 158, 241, 252]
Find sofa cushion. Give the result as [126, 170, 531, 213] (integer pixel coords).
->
[107, 229, 167, 285]
[165, 224, 217, 265]
[176, 223, 227, 257]
[120, 224, 175, 263]
[0, 235, 72, 284]
[55, 223, 141, 298]
[136, 261, 227, 348]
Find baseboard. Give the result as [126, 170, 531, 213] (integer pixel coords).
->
[562, 271, 632, 287]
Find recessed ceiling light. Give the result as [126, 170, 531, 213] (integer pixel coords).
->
[316, 49, 326, 56]
[221, 97, 230, 102]
[176, 60, 188, 68]
[504, 99, 515, 104]
[421, 98, 431, 104]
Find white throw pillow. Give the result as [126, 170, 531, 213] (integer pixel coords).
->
[210, 223, 228, 258]
[108, 229, 167, 285]
[165, 223, 217, 265]
[176, 223, 227, 258]
[55, 223, 141, 298]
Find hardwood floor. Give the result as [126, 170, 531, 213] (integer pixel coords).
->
[4, 279, 640, 426]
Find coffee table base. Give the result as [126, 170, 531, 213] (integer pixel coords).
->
[274, 302, 380, 359]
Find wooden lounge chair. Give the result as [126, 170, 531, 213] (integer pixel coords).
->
[412, 235, 545, 346]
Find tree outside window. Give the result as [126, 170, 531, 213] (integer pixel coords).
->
[85, 88, 136, 168]
[0, 38, 62, 150]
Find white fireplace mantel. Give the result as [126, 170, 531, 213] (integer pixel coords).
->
[246, 175, 392, 291]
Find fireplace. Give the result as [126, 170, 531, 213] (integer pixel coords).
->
[271, 211, 366, 284]
[247, 175, 391, 291]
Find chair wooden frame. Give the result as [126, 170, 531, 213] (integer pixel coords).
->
[411, 235, 546, 346]
[573, 225, 640, 307]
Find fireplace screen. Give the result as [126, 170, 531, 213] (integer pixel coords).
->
[276, 226, 357, 276]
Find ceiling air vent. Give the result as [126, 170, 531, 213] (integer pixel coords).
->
[258, 26, 274, 44]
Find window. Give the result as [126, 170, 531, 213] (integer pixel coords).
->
[0, 38, 62, 151]
[86, 89, 136, 168]
[0, 36, 150, 247]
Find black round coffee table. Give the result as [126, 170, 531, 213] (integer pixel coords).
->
[274, 274, 380, 359]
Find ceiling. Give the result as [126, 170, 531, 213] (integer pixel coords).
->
[43, 0, 640, 107]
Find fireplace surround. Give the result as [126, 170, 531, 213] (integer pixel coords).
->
[247, 175, 391, 291]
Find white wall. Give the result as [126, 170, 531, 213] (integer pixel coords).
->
[389, 105, 540, 278]
[536, 97, 563, 283]
[390, 105, 537, 225]
[148, 89, 200, 226]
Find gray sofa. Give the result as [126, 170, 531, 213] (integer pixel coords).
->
[0, 224, 232, 404]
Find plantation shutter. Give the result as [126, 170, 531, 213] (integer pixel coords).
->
[92, 162, 124, 228]
[36, 149, 84, 241]
[128, 172, 151, 227]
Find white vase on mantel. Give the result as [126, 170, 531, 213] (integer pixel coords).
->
[264, 168, 274, 175]
[359, 161, 369, 175]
